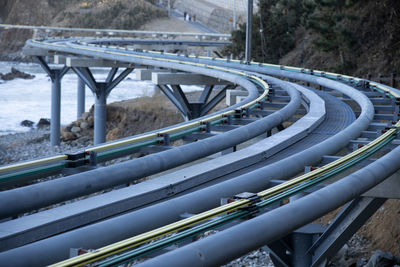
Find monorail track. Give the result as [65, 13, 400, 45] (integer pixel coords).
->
[0, 36, 399, 266]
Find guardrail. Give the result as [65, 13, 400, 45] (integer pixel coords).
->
[0, 24, 231, 40]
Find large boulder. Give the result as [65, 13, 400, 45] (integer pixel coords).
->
[0, 67, 35, 80]
[37, 118, 50, 128]
[70, 126, 81, 134]
[366, 250, 398, 267]
[61, 130, 77, 141]
[20, 119, 34, 128]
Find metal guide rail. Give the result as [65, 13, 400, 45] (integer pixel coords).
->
[0, 24, 230, 40]
[2, 37, 400, 266]
[119, 40, 399, 100]
[30, 39, 400, 266]
[52, 113, 399, 266]
[4, 35, 398, 183]
[0, 42, 270, 184]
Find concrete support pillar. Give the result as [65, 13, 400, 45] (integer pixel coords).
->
[72, 66, 133, 145]
[77, 77, 85, 119]
[94, 84, 107, 145]
[51, 74, 62, 146]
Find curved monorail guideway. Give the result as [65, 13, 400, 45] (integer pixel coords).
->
[0, 33, 399, 267]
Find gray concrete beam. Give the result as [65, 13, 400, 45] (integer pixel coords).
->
[131, 44, 188, 51]
[53, 55, 66, 65]
[66, 57, 134, 68]
[152, 72, 231, 85]
[22, 46, 53, 57]
[136, 69, 169, 81]
[226, 89, 248, 106]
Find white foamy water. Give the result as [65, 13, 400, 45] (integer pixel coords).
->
[0, 61, 200, 135]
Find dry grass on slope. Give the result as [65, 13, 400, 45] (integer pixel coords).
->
[52, 0, 167, 30]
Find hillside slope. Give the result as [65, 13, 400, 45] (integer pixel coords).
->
[226, 0, 400, 76]
[0, 0, 166, 60]
[280, 0, 400, 76]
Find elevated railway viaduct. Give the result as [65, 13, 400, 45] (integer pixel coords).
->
[0, 26, 399, 266]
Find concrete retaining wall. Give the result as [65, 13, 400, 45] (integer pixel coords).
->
[175, 0, 240, 33]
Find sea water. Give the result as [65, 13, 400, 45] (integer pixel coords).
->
[0, 61, 200, 135]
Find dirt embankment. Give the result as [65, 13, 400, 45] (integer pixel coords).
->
[0, 0, 166, 60]
[61, 94, 184, 143]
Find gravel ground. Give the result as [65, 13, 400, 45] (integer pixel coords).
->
[0, 127, 91, 165]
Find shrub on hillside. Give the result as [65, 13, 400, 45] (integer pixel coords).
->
[64, 0, 167, 30]
[223, 0, 314, 63]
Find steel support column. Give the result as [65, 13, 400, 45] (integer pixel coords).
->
[268, 224, 325, 267]
[51, 75, 62, 146]
[77, 77, 85, 119]
[35, 56, 69, 146]
[94, 83, 107, 144]
[157, 85, 189, 120]
[309, 197, 387, 266]
[200, 85, 231, 116]
[72, 67, 134, 145]
[158, 84, 231, 120]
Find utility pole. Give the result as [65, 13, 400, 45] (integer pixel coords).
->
[245, 0, 253, 63]
[233, 0, 237, 30]
[168, 0, 171, 16]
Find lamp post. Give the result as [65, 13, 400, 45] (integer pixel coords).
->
[245, 0, 253, 63]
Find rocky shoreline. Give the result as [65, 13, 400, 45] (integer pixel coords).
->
[0, 127, 89, 166]
[0, 67, 35, 81]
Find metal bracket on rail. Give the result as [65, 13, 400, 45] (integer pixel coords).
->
[258, 101, 265, 110]
[305, 166, 319, 173]
[244, 108, 251, 118]
[69, 247, 98, 258]
[157, 133, 170, 146]
[233, 192, 262, 218]
[65, 152, 89, 168]
[357, 79, 370, 89]
[234, 109, 243, 118]
[89, 151, 98, 166]
[222, 114, 232, 125]
[382, 124, 400, 135]
[201, 121, 211, 133]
